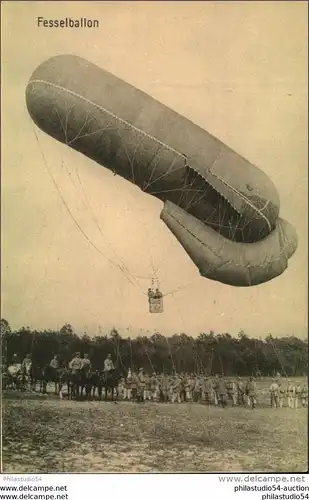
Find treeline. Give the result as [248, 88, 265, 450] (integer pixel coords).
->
[1, 319, 307, 376]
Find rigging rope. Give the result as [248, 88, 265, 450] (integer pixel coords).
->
[32, 126, 148, 297]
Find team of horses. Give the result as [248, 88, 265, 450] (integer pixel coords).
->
[3, 364, 122, 401]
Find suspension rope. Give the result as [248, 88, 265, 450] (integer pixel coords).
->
[32, 126, 148, 297]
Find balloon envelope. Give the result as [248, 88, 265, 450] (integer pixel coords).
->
[25, 55, 297, 286]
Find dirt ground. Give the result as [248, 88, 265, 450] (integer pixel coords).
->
[2, 378, 307, 473]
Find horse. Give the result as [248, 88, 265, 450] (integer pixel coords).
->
[99, 369, 122, 401]
[6, 364, 24, 390]
[71, 368, 122, 401]
[68, 368, 102, 401]
[40, 365, 67, 396]
[61, 367, 92, 400]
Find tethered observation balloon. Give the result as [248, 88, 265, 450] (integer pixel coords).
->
[26, 55, 297, 287]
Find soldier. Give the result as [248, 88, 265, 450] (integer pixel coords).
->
[137, 368, 146, 402]
[294, 382, 302, 409]
[202, 376, 212, 405]
[269, 378, 280, 408]
[50, 355, 60, 369]
[217, 375, 227, 408]
[130, 371, 138, 401]
[287, 380, 295, 409]
[21, 353, 32, 379]
[169, 374, 180, 403]
[161, 372, 169, 403]
[190, 373, 197, 401]
[301, 383, 308, 408]
[124, 369, 133, 401]
[213, 375, 221, 406]
[176, 373, 183, 403]
[236, 377, 246, 407]
[246, 377, 257, 409]
[69, 352, 83, 373]
[279, 380, 287, 408]
[117, 376, 125, 400]
[193, 375, 202, 403]
[182, 373, 190, 402]
[226, 378, 237, 405]
[104, 353, 115, 373]
[230, 379, 237, 406]
[226, 378, 234, 404]
[82, 353, 92, 376]
[143, 372, 151, 401]
[150, 372, 159, 401]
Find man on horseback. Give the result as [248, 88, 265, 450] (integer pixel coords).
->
[21, 353, 32, 372]
[82, 353, 92, 373]
[81, 353, 93, 398]
[102, 354, 120, 401]
[104, 353, 115, 373]
[69, 352, 83, 371]
[43, 354, 62, 395]
[50, 354, 60, 369]
[68, 352, 83, 399]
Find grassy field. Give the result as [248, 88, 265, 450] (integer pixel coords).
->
[2, 377, 308, 473]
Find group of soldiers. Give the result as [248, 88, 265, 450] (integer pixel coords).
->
[117, 370, 308, 409]
[4, 352, 308, 409]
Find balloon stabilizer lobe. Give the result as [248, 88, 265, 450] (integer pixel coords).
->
[161, 201, 298, 286]
[26, 55, 297, 286]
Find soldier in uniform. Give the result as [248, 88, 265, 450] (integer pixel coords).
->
[213, 375, 220, 406]
[117, 376, 125, 400]
[287, 380, 295, 409]
[150, 373, 159, 401]
[269, 378, 280, 408]
[175, 373, 183, 404]
[50, 355, 60, 369]
[130, 371, 138, 401]
[161, 372, 169, 403]
[279, 380, 287, 408]
[124, 368, 133, 401]
[301, 383, 308, 408]
[231, 378, 237, 406]
[169, 374, 180, 403]
[184, 374, 193, 402]
[137, 368, 146, 402]
[294, 382, 302, 409]
[236, 377, 245, 406]
[193, 375, 202, 403]
[217, 375, 227, 408]
[246, 377, 257, 409]
[69, 352, 83, 372]
[203, 376, 213, 405]
[143, 372, 152, 401]
[104, 353, 115, 373]
[190, 373, 196, 401]
[226, 378, 234, 404]
[82, 353, 92, 376]
[21, 353, 32, 375]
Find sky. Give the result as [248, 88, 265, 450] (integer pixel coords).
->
[1, 1, 308, 339]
